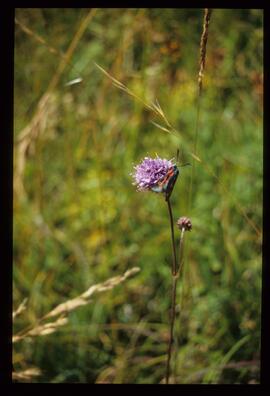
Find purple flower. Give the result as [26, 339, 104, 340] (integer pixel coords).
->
[131, 156, 175, 192]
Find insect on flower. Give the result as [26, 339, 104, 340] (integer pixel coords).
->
[151, 164, 179, 201]
[131, 156, 179, 201]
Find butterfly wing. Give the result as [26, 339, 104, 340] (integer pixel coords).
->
[151, 185, 163, 193]
[164, 166, 179, 200]
[151, 166, 179, 200]
[151, 172, 170, 193]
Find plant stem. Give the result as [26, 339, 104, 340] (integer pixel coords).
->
[178, 227, 186, 274]
[165, 219, 187, 384]
[165, 273, 178, 384]
[166, 198, 177, 276]
[165, 198, 178, 384]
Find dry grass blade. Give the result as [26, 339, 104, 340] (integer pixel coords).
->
[151, 99, 171, 128]
[82, 266, 140, 296]
[45, 267, 140, 319]
[13, 298, 28, 320]
[27, 317, 69, 337]
[12, 367, 41, 382]
[95, 63, 126, 88]
[95, 63, 172, 124]
[15, 17, 84, 85]
[43, 298, 88, 321]
[150, 121, 172, 134]
[13, 267, 140, 343]
[13, 317, 68, 343]
[95, 63, 153, 111]
[15, 17, 66, 59]
[198, 8, 212, 94]
[187, 8, 212, 228]
[190, 153, 202, 163]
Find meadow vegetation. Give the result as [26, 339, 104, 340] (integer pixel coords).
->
[13, 8, 262, 383]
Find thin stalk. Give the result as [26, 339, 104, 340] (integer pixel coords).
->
[187, 8, 212, 221]
[165, 273, 178, 384]
[178, 227, 186, 275]
[166, 198, 177, 276]
[165, 221, 187, 384]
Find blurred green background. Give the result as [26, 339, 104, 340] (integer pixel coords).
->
[13, 8, 263, 383]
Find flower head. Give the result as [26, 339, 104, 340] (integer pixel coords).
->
[177, 217, 192, 231]
[131, 156, 175, 192]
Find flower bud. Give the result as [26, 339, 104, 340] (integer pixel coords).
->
[177, 217, 192, 231]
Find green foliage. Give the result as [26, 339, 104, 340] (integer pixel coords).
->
[14, 8, 262, 383]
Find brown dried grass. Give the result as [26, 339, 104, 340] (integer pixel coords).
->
[198, 8, 212, 94]
[13, 266, 140, 343]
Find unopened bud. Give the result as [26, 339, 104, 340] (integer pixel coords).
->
[177, 217, 192, 231]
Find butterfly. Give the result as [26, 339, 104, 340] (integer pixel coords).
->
[151, 164, 179, 201]
[151, 149, 190, 201]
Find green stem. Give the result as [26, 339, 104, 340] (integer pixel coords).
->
[165, 223, 186, 384]
[165, 273, 178, 384]
[166, 198, 177, 276]
[165, 198, 178, 384]
[178, 227, 186, 274]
